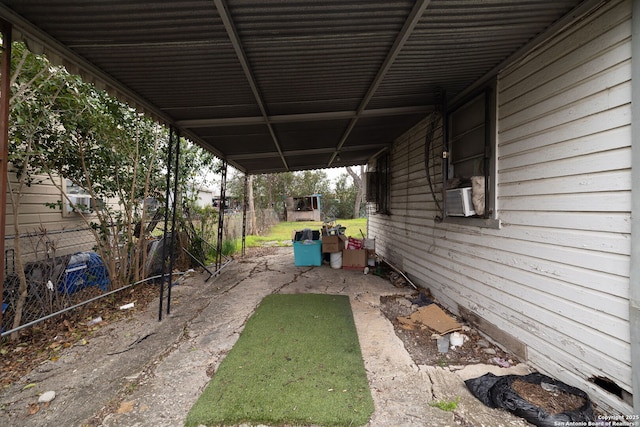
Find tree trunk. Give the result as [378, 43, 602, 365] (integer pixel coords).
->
[346, 166, 364, 219]
[247, 174, 257, 235]
[9, 188, 27, 340]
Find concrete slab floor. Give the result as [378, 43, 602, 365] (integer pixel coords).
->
[0, 247, 533, 427]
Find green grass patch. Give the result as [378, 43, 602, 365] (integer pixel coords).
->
[430, 396, 460, 412]
[185, 294, 374, 426]
[334, 218, 367, 238]
[246, 218, 368, 247]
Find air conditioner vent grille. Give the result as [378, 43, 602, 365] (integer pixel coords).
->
[446, 188, 475, 217]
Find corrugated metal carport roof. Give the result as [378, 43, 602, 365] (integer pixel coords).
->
[0, 0, 589, 174]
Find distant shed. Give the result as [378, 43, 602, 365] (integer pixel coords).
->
[285, 195, 322, 222]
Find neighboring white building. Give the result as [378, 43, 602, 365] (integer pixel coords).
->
[193, 186, 215, 209]
[369, 0, 635, 414]
[285, 195, 322, 222]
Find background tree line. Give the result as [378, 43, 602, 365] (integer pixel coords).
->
[226, 165, 366, 228]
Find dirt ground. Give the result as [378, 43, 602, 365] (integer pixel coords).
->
[379, 293, 516, 368]
[377, 294, 590, 417]
[0, 246, 560, 426]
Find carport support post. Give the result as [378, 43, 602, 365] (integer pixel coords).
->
[241, 174, 248, 256]
[215, 161, 227, 271]
[0, 21, 11, 333]
[158, 126, 179, 321]
[166, 127, 180, 315]
[630, 0, 640, 414]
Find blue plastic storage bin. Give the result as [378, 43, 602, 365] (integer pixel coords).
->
[293, 240, 322, 266]
[61, 263, 88, 294]
[86, 252, 110, 291]
[59, 251, 110, 294]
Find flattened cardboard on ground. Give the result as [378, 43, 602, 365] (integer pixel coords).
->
[397, 304, 462, 334]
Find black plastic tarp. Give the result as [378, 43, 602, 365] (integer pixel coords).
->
[465, 372, 594, 427]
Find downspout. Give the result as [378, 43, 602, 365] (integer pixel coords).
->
[630, 0, 640, 414]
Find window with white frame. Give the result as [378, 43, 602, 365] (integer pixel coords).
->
[63, 178, 94, 214]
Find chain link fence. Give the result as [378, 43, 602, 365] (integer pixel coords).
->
[2, 209, 282, 335]
[226, 208, 281, 240]
[2, 227, 109, 335]
[191, 208, 281, 246]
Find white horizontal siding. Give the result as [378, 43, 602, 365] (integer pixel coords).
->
[499, 191, 631, 213]
[500, 104, 630, 158]
[499, 169, 630, 197]
[498, 211, 630, 233]
[500, 0, 632, 410]
[5, 171, 96, 259]
[499, 1, 631, 100]
[369, 0, 632, 414]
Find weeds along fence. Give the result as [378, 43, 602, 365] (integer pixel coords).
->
[2, 227, 106, 335]
[2, 209, 281, 336]
[1, 224, 183, 337]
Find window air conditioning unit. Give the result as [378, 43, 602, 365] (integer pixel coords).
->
[445, 188, 475, 217]
[66, 194, 94, 213]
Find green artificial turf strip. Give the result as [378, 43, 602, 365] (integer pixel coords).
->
[185, 293, 374, 426]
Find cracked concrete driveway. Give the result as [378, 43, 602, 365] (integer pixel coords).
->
[0, 247, 532, 426]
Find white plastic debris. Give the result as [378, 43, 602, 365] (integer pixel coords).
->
[449, 332, 467, 348]
[540, 381, 560, 394]
[38, 390, 56, 403]
[119, 302, 135, 310]
[436, 335, 450, 353]
[46, 280, 54, 291]
[86, 316, 103, 326]
[492, 357, 512, 368]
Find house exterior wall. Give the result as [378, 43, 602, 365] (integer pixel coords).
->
[369, 0, 633, 414]
[4, 171, 95, 263]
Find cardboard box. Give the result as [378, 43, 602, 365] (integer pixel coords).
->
[322, 235, 347, 253]
[342, 249, 367, 269]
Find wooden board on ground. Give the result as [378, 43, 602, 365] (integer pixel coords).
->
[397, 304, 462, 334]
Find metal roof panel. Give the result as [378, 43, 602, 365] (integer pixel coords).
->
[0, 0, 588, 173]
